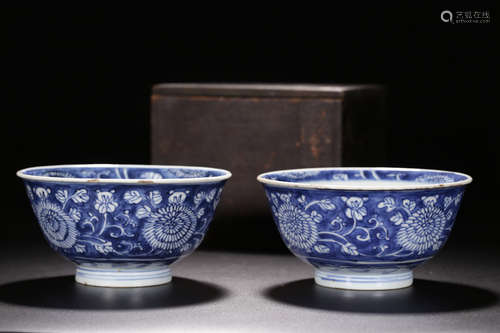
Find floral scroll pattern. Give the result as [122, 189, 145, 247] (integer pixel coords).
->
[266, 188, 464, 259]
[25, 182, 223, 258]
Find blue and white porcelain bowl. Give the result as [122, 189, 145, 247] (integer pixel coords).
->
[17, 164, 231, 287]
[258, 167, 472, 290]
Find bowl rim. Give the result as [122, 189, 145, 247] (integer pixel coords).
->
[257, 167, 472, 191]
[17, 164, 232, 185]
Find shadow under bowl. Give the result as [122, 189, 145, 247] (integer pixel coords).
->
[263, 278, 497, 313]
[0, 275, 229, 309]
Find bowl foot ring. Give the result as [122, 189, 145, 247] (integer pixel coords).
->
[314, 268, 413, 290]
[75, 265, 172, 287]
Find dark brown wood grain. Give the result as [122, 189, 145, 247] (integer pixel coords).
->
[151, 84, 386, 251]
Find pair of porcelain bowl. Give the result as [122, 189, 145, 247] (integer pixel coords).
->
[17, 164, 472, 290]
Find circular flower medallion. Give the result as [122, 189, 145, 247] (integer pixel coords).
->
[277, 203, 318, 250]
[396, 206, 447, 253]
[35, 201, 78, 248]
[143, 204, 197, 250]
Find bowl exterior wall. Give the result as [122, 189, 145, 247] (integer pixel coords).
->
[263, 185, 466, 272]
[23, 180, 226, 265]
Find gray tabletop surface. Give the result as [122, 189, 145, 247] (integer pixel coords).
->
[0, 243, 499, 333]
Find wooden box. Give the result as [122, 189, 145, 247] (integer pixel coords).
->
[151, 84, 386, 251]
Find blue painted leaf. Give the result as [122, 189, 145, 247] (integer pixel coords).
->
[318, 199, 336, 210]
[71, 189, 89, 203]
[136, 206, 152, 219]
[314, 244, 330, 253]
[124, 191, 142, 204]
[74, 243, 86, 253]
[298, 195, 306, 204]
[69, 208, 81, 222]
[55, 189, 68, 203]
[194, 192, 205, 207]
[94, 241, 113, 254]
[169, 192, 186, 204]
[341, 243, 359, 256]
[206, 189, 217, 202]
[148, 191, 162, 205]
[390, 212, 404, 225]
[403, 199, 416, 211]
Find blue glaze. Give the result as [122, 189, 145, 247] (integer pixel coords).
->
[18, 165, 230, 269]
[258, 168, 471, 278]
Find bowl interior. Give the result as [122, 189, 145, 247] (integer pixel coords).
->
[18, 164, 230, 181]
[258, 167, 471, 190]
